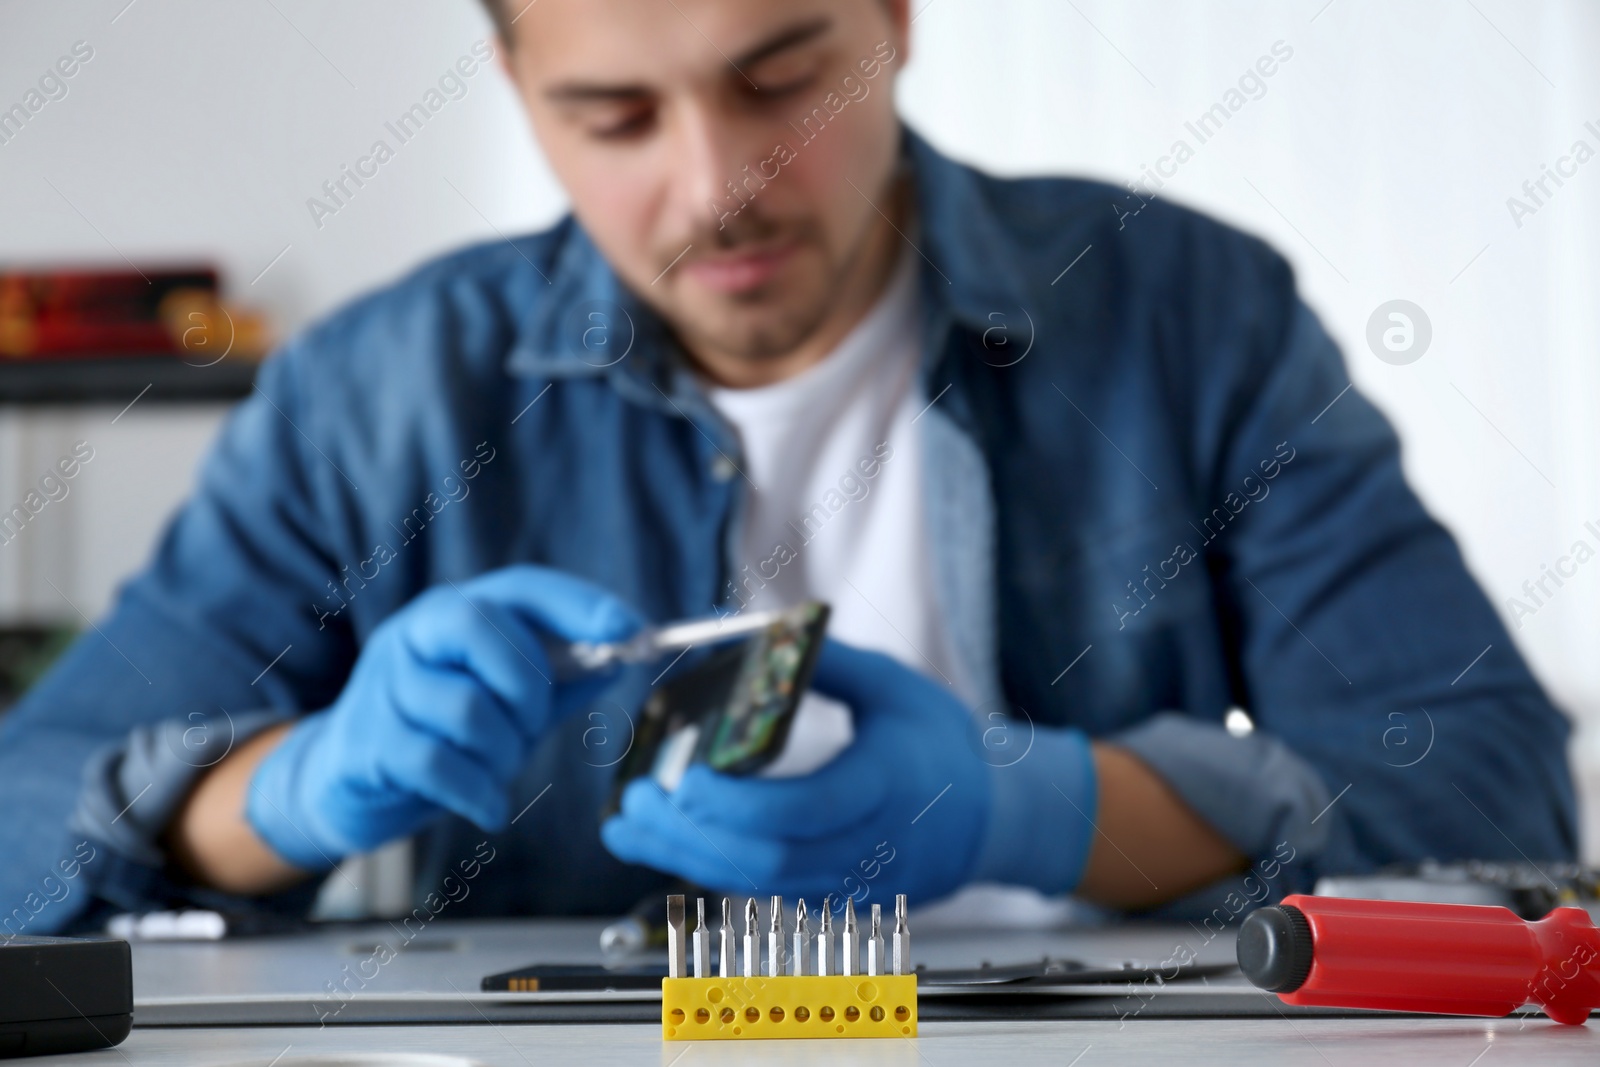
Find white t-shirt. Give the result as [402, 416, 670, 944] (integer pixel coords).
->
[698, 254, 1090, 926]
[700, 250, 973, 775]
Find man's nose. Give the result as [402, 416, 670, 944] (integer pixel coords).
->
[673, 102, 764, 229]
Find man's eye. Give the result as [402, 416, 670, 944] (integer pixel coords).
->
[749, 71, 819, 99]
[589, 111, 655, 140]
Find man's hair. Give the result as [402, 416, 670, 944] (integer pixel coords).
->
[480, 0, 896, 51]
[478, 0, 513, 46]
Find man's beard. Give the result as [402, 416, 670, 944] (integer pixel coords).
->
[652, 212, 840, 364]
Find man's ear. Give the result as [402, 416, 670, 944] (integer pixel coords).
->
[883, 0, 912, 65]
[493, 37, 515, 86]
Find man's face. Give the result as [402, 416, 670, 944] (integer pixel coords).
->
[505, 0, 908, 366]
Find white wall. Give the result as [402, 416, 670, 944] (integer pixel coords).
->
[3, 0, 1598, 850]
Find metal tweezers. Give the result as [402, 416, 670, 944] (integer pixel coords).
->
[553, 606, 789, 673]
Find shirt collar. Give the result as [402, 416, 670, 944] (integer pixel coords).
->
[901, 125, 1035, 335]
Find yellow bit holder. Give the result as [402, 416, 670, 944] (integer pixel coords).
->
[662, 974, 918, 1040]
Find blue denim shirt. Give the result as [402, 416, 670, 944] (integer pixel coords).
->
[0, 128, 1574, 932]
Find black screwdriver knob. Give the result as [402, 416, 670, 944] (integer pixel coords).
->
[1237, 904, 1314, 993]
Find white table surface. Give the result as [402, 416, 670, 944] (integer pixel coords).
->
[45, 1016, 1600, 1066]
[58, 917, 1599, 1065]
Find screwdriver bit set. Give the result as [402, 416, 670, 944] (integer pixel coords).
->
[662, 893, 917, 1040]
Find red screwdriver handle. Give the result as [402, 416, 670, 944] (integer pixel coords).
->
[1237, 894, 1600, 1025]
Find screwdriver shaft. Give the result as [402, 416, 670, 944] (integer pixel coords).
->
[742, 898, 760, 978]
[892, 893, 910, 976]
[842, 897, 860, 976]
[718, 898, 735, 978]
[791, 899, 811, 977]
[691, 897, 710, 978]
[867, 902, 885, 976]
[666, 895, 686, 979]
[817, 896, 836, 976]
[767, 895, 784, 977]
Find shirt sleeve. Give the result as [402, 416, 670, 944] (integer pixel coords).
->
[1166, 281, 1576, 888]
[70, 711, 288, 860]
[1112, 712, 1332, 870]
[0, 347, 362, 933]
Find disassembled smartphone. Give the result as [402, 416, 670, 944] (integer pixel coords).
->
[609, 601, 829, 806]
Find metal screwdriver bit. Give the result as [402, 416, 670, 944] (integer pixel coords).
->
[692, 897, 711, 978]
[742, 898, 760, 977]
[817, 896, 836, 976]
[892, 893, 910, 976]
[718, 897, 735, 978]
[791, 899, 811, 977]
[842, 897, 860, 976]
[867, 903, 885, 976]
[767, 895, 784, 977]
[666, 894, 686, 979]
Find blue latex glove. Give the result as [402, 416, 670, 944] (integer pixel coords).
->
[600, 637, 1099, 905]
[248, 565, 643, 870]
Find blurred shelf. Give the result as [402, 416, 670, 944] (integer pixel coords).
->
[0, 356, 258, 405]
[0, 625, 77, 714]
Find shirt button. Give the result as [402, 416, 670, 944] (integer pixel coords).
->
[710, 455, 737, 482]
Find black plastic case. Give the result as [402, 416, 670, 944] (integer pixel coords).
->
[0, 936, 132, 1058]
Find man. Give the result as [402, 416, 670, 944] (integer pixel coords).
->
[0, 0, 1574, 934]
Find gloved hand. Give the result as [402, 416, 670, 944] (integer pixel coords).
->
[600, 637, 1099, 905]
[248, 565, 643, 870]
